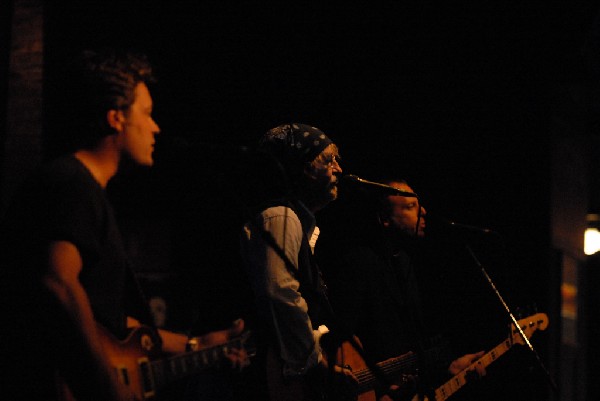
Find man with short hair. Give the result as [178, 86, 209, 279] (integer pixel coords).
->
[0, 49, 245, 401]
[319, 178, 485, 400]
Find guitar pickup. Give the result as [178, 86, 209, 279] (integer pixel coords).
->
[115, 365, 129, 385]
[138, 357, 156, 399]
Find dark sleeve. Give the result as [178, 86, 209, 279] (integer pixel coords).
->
[0, 167, 102, 277]
[43, 175, 103, 262]
[320, 245, 375, 342]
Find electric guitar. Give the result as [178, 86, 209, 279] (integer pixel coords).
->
[422, 312, 548, 401]
[267, 337, 424, 401]
[267, 313, 549, 401]
[333, 337, 419, 401]
[61, 324, 251, 401]
[334, 312, 548, 401]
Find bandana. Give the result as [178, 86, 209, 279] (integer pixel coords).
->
[260, 123, 333, 163]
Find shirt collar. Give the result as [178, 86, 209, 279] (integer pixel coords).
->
[293, 199, 317, 237]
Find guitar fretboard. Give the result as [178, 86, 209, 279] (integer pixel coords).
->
[354, 352, 419, 393]
[426, 313, 548, 401]
[433, 338, 511, 401]
[352, 346, 446, 394]
[143, 335, 247, 396]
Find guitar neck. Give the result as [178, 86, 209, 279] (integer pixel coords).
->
[351, 345, 448, 395]
[420, 312, 548, 401]
[353, 352, 419, 394]
[148, 335, 247, 391]
[430, 337, 513, 401]
[343, 314, 547, 401]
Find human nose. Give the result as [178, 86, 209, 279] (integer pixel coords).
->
[332, 158, 342, 173]
[420, 205, 427, 215]
[152, 118, 160, 135]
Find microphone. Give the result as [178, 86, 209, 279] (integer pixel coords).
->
[341, 175, 418, 197]
[445, 220, 496, 235]
[429, 215, 499, 236]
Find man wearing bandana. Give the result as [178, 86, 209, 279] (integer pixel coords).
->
[240, 123, 351, 400]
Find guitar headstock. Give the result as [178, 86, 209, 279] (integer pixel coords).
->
[511, 313, 549, 345]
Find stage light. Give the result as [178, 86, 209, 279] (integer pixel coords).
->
[585, 214, 600, 255]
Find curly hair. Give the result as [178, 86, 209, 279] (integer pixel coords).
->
[61, 48, 155, 150]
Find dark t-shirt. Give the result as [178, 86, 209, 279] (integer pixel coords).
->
[322, 244, 423, 362]
[319, 237, 455, 396]
[0, 155, 148, 400]
[1, 155, 137, 335]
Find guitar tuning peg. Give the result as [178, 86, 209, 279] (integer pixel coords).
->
[514, 306, 525, 320]
[514, 304, 538, 320]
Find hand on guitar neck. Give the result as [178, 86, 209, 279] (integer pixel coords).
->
[127, 316, 250, 371]
[447, 351, 486, 377]
[378, 351, 486, 401]
[60, 319, 252, 401]
[422, 313, 548, 401]
[186, 318, 250, 370]
[332, 313, 548, 401]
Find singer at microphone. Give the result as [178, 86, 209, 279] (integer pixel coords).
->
[317, 176, 488, 385]
[341, 174, 418, 198]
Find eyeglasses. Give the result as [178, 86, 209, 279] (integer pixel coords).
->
[315, 154, 342, 170]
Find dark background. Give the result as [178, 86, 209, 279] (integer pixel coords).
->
[35, 1, 600, 400]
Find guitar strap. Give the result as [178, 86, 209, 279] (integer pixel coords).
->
[124, 261, 162, 345]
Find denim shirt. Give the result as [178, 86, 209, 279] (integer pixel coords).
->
[241, 202, 327, 377]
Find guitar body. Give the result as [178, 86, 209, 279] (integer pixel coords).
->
[265, 348, 327, 401]
[58, 324, 163, 401]
[265, 337, 379, 401]
[335, 338, 375, 401]
[335, 337, 418, 401]
[265, 335, 413, 401]
[265, 346, 322, 401]
[265, 313, 549, 401]
[60, 323, 250, 401]
[97, 324, 164, 400]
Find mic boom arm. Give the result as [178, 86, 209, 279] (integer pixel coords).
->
[342, 174, 418, 198]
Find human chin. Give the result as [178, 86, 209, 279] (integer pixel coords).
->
[319, 186, 337, 205]
[329, 186, 338, 200]
[131, 151, 154, 167]
[143, 152, 155, 166]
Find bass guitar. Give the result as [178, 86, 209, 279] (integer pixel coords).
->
[422, 312, 548, 401]
[266, 336, 424, 401]
[334, 312, 548, 401]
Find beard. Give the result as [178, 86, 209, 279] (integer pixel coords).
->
[299, 176, 338, 212]
[317, 178, 339, 202]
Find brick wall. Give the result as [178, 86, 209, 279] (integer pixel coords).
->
[1, 0, 43, 213]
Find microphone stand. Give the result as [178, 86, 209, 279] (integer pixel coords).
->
[463, 244, 558, 393]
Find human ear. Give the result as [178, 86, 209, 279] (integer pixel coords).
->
[303, 164, 318, 180]
[378, 212, 391, 228]
[106, 109, 126, 132]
